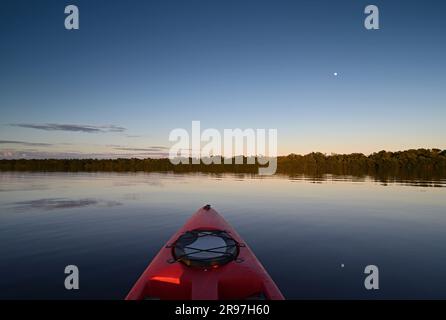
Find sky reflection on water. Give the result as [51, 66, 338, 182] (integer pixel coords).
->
[0, 172, 445, 299]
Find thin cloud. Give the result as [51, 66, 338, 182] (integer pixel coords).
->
[10, 123, 126, 133]
[106, 125, 127, 133]
[113, 146, 168, 152]
[0, 140, 53, 147]
[150, 146, 169, 150]
[0, 150, 169, 159]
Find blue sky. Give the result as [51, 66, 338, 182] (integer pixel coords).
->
[1, 0, 445, 158]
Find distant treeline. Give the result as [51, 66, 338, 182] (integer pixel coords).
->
[1, 149, 446, 179]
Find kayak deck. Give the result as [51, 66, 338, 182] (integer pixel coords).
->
[125, 205, 284, 300]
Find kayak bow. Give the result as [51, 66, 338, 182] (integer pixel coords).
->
[125, 205, 284, 300]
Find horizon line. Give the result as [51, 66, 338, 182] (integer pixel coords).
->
[1, 148, 444, 161]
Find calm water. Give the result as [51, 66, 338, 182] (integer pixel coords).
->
[0, 172, 445, 299]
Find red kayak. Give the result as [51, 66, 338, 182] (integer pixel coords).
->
[126, 205, 284, 300]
